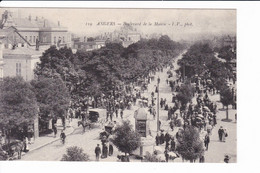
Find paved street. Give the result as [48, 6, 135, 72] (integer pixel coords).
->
[21, 50, 236, 162]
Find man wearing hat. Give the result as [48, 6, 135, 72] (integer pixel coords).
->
[218, 126, 224, 141]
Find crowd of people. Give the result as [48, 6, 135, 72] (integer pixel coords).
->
[144, 62, 234, 163]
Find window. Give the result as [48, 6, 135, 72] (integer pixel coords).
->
[0, 68, 3, 81]
[25, 36, 27, 40]
[29, 36, 32, 42]
[16, 63, 21, 76]
[54, 36, 56, 44]
[63, 36, 65, 43]
[33, 36, 36, 43]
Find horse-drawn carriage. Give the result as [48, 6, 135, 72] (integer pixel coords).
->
[78, 109, 107, 132]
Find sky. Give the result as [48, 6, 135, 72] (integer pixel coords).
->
[1, 8, 236, 41]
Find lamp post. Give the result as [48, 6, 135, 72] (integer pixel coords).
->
[156, 77, 160, 132]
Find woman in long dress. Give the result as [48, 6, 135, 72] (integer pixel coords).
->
[222, 129, 227, 142]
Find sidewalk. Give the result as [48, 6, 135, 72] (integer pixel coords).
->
[22, 119, 79, 155]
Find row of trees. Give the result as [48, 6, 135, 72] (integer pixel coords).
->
[34, 35, 185, 106]
[177, 43, 234, 90]
[0, 35, 185, 141]
[177, 43, 236, 120]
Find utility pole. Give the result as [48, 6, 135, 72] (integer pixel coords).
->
[157, 76, 160, 132]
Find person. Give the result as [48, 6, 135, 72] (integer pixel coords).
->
[60, 130, 66, 144]
[218, 126, 223, 141]
[53, 125, 57, 138]
[109, 143, 114, 156]
[62, 116, 66, 130]
[165, 104, 169, 111]
[23, 137, 29, 152]
[199, 155, 205, 163]
[155, 133, 160, 146]
[204, 134, 210, 151]
[170, 138, 175, 151]
[126, 153, 130, 162]
[224, 155, 230, 163]
[68, 108, 74, 122]
[169, 119, 174, 131]
[120, 109, 124, 119]
[102, 143, 108, 158]
[235, 113, 237, 123]
[213, 114, 217, 126]
[153, 108, 156, 120]
[0, 144, 8, 160]
[27, 128, 34, 144]
[115, 102, 119, 118]
[206, 124, 212, 135]
[165, 132, 171, 148]
[160, 98, 164, 108]
[222, 128, 228, 142]
[164, 148, 169, 162]
[160, 131, 165, 144]
[95, 144, 101, 161]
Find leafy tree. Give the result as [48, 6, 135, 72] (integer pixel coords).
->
[61, 146, 89, 161]
[176, 82, 194, 110]
[220, 86, 234, 120]
[0, 77, 39, 142]
[30, 77, 70, 126]
[176, 126, 204, 162]
[177, 43, 233, 89]
[34, 36, 184, 103]
[111, 120, 141, 155]
[218, 45, 235, 62]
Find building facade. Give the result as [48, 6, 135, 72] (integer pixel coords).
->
[3, 47, 42, 81]
[0, 10, 71, 49]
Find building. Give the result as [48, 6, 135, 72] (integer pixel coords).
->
[0, 39, 4, 81]
[97, 25, 141, 48]
[2, 47, 42, 81]
[73, 39, 106, 51]
[0, 10, 73, 82]
[0, 10, 71, 50]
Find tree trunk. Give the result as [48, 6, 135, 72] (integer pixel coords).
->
[226, 105, 229, 120]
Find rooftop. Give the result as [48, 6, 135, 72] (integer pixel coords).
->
[2, 10, 67, 31]
[3, 47, 43, 57]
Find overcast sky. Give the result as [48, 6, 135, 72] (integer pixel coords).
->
[2, 8, 236, 41]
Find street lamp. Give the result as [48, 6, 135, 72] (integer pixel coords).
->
[156, 77, 160, 132]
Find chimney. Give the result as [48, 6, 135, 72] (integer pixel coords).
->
[58, 21, 60, 27]
[28, 15, 31, 21]
[35, 16, 38, 21]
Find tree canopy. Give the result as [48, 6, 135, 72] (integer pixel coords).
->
[220, 86, 234, 107]
[61, 146, 89, 161]
[0, 77, 39, 130]
[34, 36, 185, 102]
[176, 126, 204, 162]
[177, 43, 233, 89]
[176, 82, 194, 108]
[111, 120, 141, 155]
[30, 77, 70, 121]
